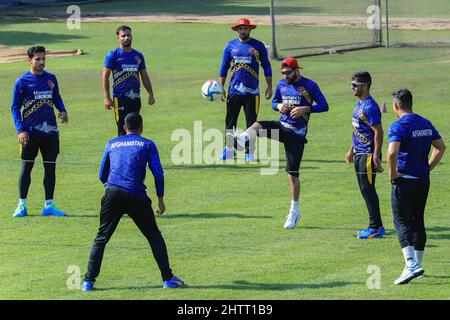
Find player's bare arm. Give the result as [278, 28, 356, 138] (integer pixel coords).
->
[140, 69, 155, 105]
[429, 138, 446, 171]
[102, 67, 113, 109]
[371, 123, 384, 172]
[387, 141, 402, 181]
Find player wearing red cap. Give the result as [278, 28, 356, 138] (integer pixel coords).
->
[228, 57, 329, 229]
[219, 18, 272, 162]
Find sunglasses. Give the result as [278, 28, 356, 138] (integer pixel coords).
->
[351, 82, 366, 89]
[281, 69, 294, 75]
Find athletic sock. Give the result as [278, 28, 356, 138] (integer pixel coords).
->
[415, 250, 424, 265]
[19, 199, 26, 206]
[45, 199, 53, 208]
[290, 200, 299, 213]
[402, 246, 416, 265]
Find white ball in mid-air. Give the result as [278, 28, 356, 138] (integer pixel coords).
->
[201, 80, 223, 101]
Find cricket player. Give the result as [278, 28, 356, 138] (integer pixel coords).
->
[387, 89, 446, 285]
[345, 71, 385, 239]
[103, 25, 155, 136]
[229, 57, 329, 229]
[82, 113, 184, 290]
[11, 46, 69, 218]
[219, 18, 272, 162]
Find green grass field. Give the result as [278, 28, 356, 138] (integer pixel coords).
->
[0, 3, 449, 300]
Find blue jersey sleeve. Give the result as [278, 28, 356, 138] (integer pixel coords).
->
[271, 84, 282, 111]
[104, 51, 114, 69]
[431, 124, 441, 141]
[309, 82, 329, 113]
[364, 103, 381, 126]
[258, 42, 272, 77]
[138, 52, 146, 70]
[99, 142, 111, 185]
[52, 75, 66, 112]
[148, 142, 165, 197]
[11, 79, 24, 133]
[388, 122, 403, 143]
[219, 44, 232, 77]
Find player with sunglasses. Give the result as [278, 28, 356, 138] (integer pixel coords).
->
[345, 71, 385, 239]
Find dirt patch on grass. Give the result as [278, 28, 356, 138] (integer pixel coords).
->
[1, 11, 448, 63]
[1, 11, 450, 30]
[0, 45, 84, 64]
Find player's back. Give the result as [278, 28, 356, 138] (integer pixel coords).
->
[106, 134, 161, 196]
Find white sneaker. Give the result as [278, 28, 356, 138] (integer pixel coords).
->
[284, 210, 301, 229]
[394, 262, 424, 285]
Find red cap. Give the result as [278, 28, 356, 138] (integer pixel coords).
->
[231, 18, 257, 31]
[281, 57, 303, 69]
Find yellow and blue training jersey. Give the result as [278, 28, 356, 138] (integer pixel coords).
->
[352, 95, 382, 154]
[11, 70, 66, 136]
[271, 77, 328, 138]
[220, 38, 272, 96]
[104, 47, 146, 99]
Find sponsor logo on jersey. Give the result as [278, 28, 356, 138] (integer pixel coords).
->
[122, 64, 139, 72]
[282, 95, 301, 105]
[47, 80, 55, 89]
[33, 90, 53, 100]
[234, 56, 252, 64]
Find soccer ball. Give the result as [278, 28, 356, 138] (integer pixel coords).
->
[201, 80, 223, 101]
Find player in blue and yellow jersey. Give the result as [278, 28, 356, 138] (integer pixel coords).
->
[219, 18, 272, 162]
[103, 25, 156, 136]
[82, 113, 184, 291]
[11, 46, 69, 218]
[345, 71, 385, 239]
[229, 57, 328, 229]
[387, 89, 445, 285]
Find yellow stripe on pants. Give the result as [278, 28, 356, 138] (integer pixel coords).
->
[255, 95, 260, 115]
[366, 154, 373, 185]
[113, 97, 119, 123]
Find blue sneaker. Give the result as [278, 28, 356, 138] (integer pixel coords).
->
[82, 280, 94, 291]
[245, 153, 256, 162]
[219, 148, 236, 160]
[357, 226, 385, 239]
[42, 203, 67, 217]
[163, 275, 185, 288]
[13, 204, 28, 218]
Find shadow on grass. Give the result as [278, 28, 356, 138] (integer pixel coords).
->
[166, 164, 319, 171]
[101, 279, 359, 291]
[0, 2, 323, 17]
[18, 214, 98, 218]
[0, 31, 87, 47]
[427, 226, 450, 240]
[157, 213, 272, 219]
